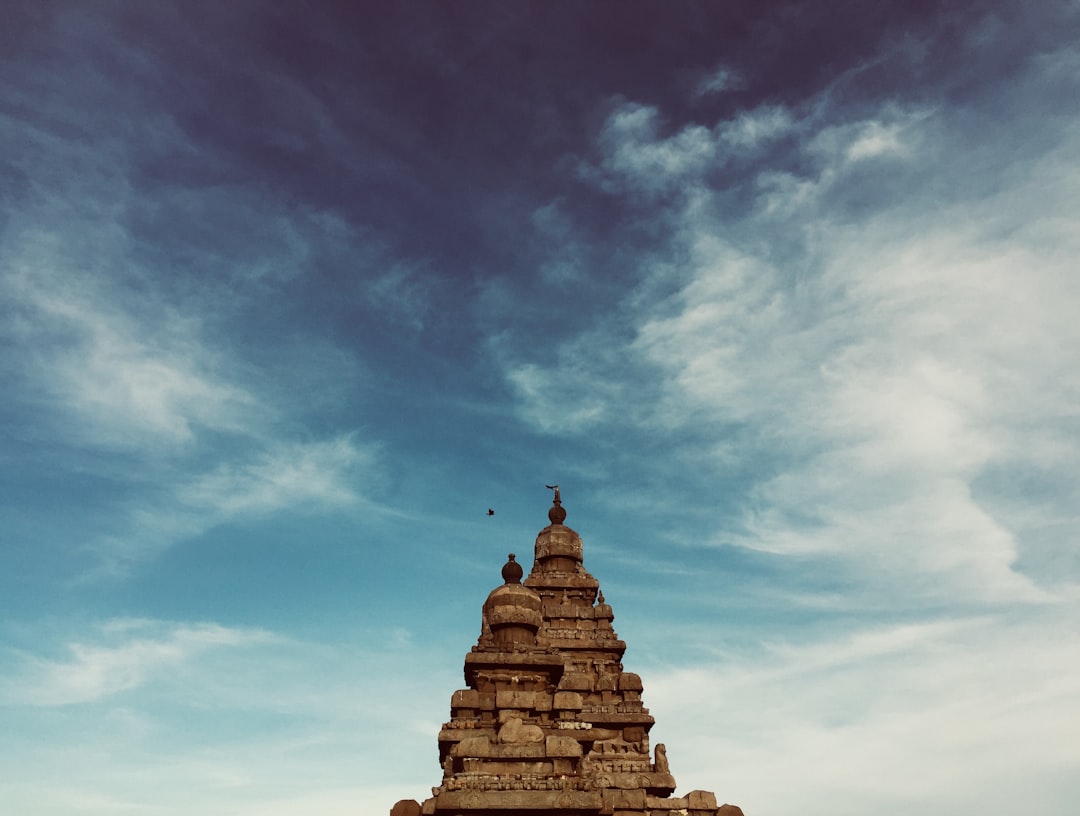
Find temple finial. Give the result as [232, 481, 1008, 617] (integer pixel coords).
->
[545, 484, 566, 524]
[501, 553, 523, 584]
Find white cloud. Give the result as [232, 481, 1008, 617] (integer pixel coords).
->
[591, 103, 717, 196]
[584, 101, 796, 198]
[505, 362, 612, 433]
[717, 105, 794, 150]
[0, 616, 459, 816]
[2, 240, 256, 448]
[696, 66, 745, 97]
[845, 120, 908, 161]
[509, 48, 1080, 607]
[2, 225, 379, 573]
[0, 121, 386, 571]
[178, 436, 372, 517]
[1, 619, 276, 706]
[81, 434, 377, 576]
[644, 610, 1080, 816]
[809, 109, 926, 164]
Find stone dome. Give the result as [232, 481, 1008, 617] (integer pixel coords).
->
[533, 523, 583, 573]
[483, 554, 542, 646]
[531, 487, 585, 574]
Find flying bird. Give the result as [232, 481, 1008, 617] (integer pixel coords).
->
[487, 508, 495, 516]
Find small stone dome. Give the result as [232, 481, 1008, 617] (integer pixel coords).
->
[483, 555, 542, 647]
[501, 552, 524, 584]
[533, 524, 583, 573]
[532, 487, 583, 573]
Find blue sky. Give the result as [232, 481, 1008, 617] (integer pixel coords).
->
[2, 2, 1079, 814]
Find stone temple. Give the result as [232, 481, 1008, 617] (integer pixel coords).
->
[390, 488, 743, 816]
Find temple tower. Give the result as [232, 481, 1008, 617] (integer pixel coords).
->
[391, 489, 743, 816]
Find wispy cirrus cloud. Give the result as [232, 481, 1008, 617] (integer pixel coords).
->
[177, 436, 373, 517]
[0, 615, 460, 815]
[580, 102, 795, 198]
[0, 619, 277, 706]
[85, 434, 377, 578]
[2, 254, 256, 448]
[505, 36, 1080, 605]
[645, 609, 1080, 816]
[1, 208, 379, 574]
[0, 36, 402, 574]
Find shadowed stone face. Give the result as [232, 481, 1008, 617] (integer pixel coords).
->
[390, 494, 743, 816]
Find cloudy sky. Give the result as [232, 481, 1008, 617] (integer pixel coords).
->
[2, 2, 1079, 814]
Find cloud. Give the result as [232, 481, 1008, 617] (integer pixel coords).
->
[596, 104, 717, 194]
[1, 212, 380, 574]
[505, 36, 1080, 606]
[2, 255, 256, 448]
[0, 64, 397, 574]
[505, 361, 616, 434]
[0, 615, 461, 815]
[644, 609, 1080, 816]
[582, 101, 795, 198]
[624, 218, 1058, 602]
[178, 436, 372, 517]
[83, 434, 377, 577]
[695, 66, 745, 97]
[718, 105, 795, 151]
[0, 619, 277, 706]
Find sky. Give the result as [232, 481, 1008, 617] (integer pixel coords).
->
[1, 1, 1079, 814]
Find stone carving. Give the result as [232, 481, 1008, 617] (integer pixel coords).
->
[391, 490, 741, 815]
[654, 743, 669, 774]
[498, 716, 544, 744]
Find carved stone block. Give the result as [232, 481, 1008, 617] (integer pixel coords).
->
[544, 734, 583, 757]
[553, 691, 583, 710]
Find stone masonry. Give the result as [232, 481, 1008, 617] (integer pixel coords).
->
[391, 489, 743, 816]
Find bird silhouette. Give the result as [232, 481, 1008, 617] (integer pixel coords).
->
[487, 508, 495, 516]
